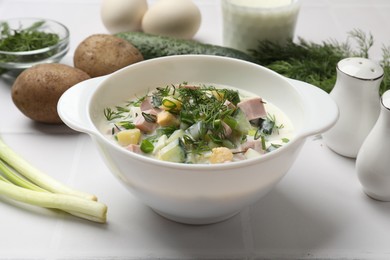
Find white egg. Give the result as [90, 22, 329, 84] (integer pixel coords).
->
[101, 0, 148, 33]
[142, 0, 202, 39]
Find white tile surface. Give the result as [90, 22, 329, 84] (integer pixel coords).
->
[1, 0, 390, 259]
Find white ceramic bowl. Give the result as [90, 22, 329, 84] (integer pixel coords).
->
[58, 55, 338, 224]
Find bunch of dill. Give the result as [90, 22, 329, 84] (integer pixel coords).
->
[250, 29, 390, 95]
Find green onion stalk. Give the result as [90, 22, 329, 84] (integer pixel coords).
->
[0, 138, 107, 223]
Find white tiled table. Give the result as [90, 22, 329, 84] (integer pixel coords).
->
[1, 1, 390, 259]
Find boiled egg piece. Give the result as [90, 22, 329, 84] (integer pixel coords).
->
[142, 0, 201, 39]
[101, 0, 148, 33]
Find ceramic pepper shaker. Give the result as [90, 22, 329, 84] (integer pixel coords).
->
[323, 57, 384, 158]
[356, 90, 390, 201]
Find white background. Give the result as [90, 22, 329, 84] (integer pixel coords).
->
[1, 0, 390, 259]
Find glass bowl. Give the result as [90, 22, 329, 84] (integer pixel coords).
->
[0, 18, 70, 78]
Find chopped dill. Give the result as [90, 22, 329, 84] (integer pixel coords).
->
[115, 106, 130, 113]
[181, 135, 211, 155]
[0, 21, 60, 53]
[127, 94, 147, 107]
[104, 108, 122, 121]
[115, 121, 135, 130]
[156, 126, 177, 137]
[0, 20, 61, 74]
[104, 105, 131, 121]
[103, 82, 293, 163]
[254, 113, 283, 140]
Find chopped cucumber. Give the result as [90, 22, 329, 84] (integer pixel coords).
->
[153, 135, 168, 154]
[116, 31, 256, 62]
[244, 148, 262, 159]
[157, 139, 186, 163]
[234, 109, 252, 135]
[185, 121, 205, 141]
[166, 129, 185, 144]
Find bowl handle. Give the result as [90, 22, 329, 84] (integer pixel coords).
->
[288, 79, 339, 139]
[58, 76, 107, 134]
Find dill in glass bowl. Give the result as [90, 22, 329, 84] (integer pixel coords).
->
[0, 18, 70, 78]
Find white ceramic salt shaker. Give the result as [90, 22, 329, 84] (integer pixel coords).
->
[356, 90, 390, 201]
[323, 57, 383, 158]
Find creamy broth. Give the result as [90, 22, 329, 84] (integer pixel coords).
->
[102, 83, 294, 164]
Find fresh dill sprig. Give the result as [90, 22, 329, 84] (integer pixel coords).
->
[181, 135, 211, 155]
[127, 94, 147, 107]
[347, 29, 374, 58]
[250, 29, 390, 95]
[103, 106, 129, 121]
[104, 108, 118, 121]
[380, 45, 390, 95]
[254, 113, 283, 140]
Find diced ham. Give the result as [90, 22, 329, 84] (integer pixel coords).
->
[237, 97, 266, 121]
[149, 107, 162, 114]
[135, 115, 157, 133]
[135, 109, 158, 133]
[126, 144, 142, 153]
[140, 96, 155, 112]
[223, 100, 236, 109]
[241, 140, 265, 154]
[222, 121, 232, 137]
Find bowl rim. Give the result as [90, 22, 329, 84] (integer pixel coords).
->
[88, 55, 307, 171]
[0, 17, 70, 56]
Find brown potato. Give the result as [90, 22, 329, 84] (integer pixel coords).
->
[12, 63, 90, 124]
[73, 34, 143, 77]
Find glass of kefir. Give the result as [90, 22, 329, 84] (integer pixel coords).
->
[221, 0, 301, 53]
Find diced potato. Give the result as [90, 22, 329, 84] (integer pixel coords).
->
[157, 111, 179, 127]
[116, 129, 141, 146]
[160, 96, 182, 111]
[209, 147, 233, 164]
